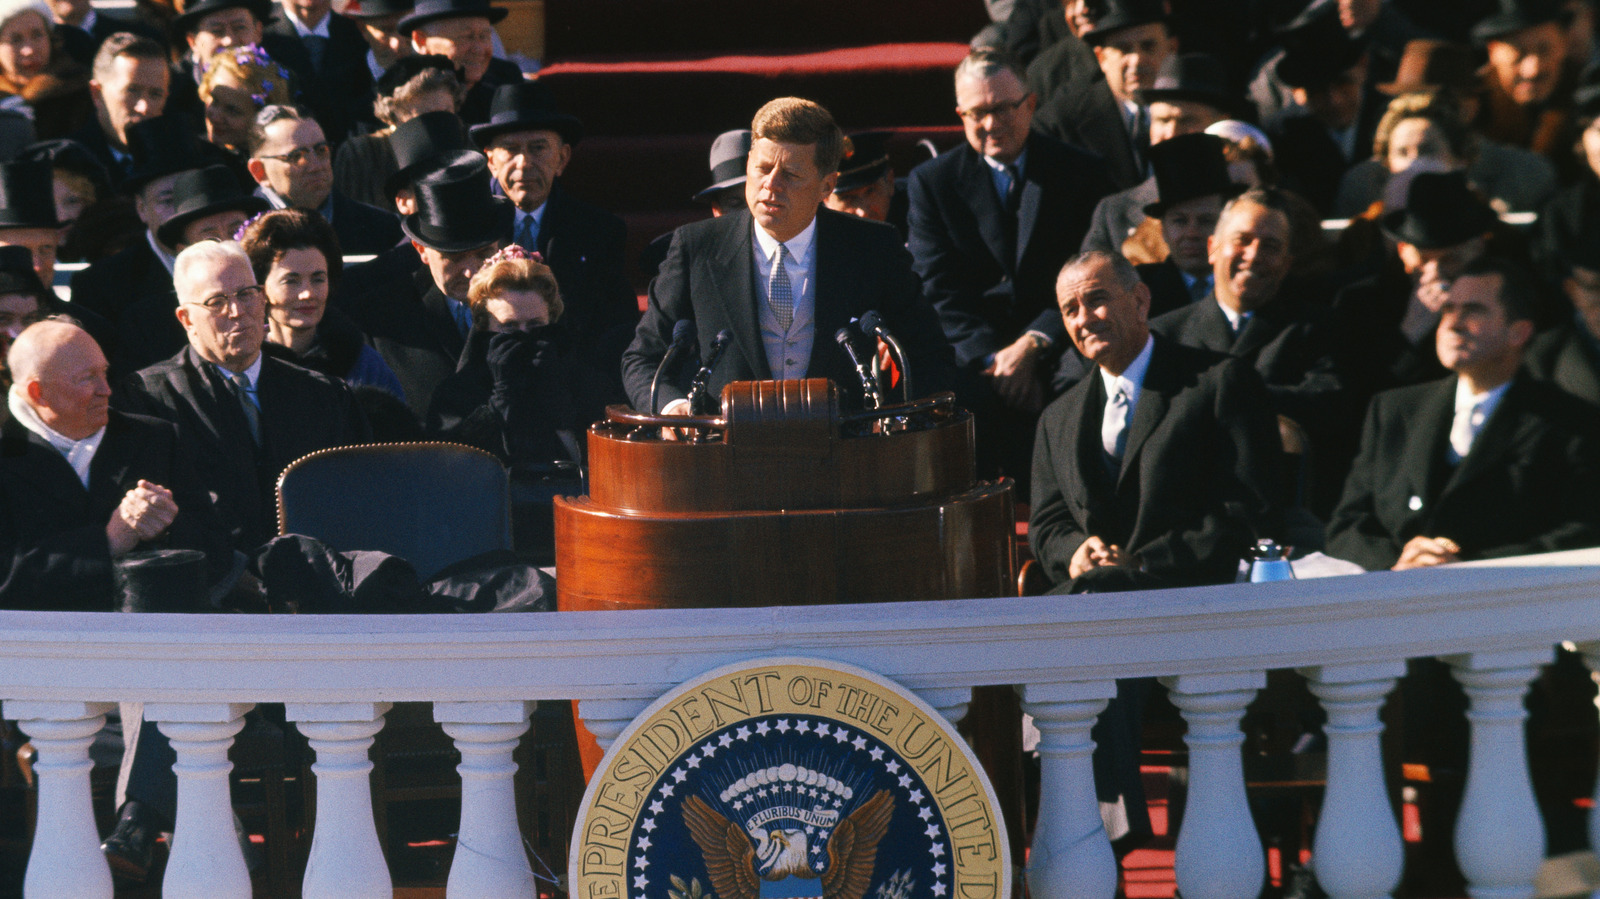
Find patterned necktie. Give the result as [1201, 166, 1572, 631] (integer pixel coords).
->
[1102, 382, 1130, 465]
[227, 370, 261, 446]
[769, 243, 794, 331]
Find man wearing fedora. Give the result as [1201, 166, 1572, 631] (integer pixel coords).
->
[471, 80, 635, 422]
[246, 104, 402, 255]
[400, 0, 522, 126]
[348, 156, 511, 419]
[1134, 132, 1240, 318]
[1474, 0, 1581, 170]
[1078, 52, 1240, 255]
[623, 97, 954, 415]
[638, 127, 750, 281]
[825, 130, 908, 239]
[114, 164, 270, 373]
[909, 49, 1115, 488]
[259, 0, 372, 145]
[0, 156, 64, 288]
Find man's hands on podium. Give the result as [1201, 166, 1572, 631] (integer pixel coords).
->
[105, 480, 179, 556]
[1392, 535, 1460, 570]
[986, 332, 1045, 412]
[1069, 535, 1141, 579]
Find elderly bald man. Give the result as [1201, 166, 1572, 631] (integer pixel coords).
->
[0, 320, 221, 610]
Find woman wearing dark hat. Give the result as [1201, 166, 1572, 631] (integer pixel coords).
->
[332, 54, 463, 208]
[238, 207, 406, 399]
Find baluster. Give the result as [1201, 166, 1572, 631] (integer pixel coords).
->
[5, 701, 114, 899]
[576, 697, 653, 754]
[1020, 681, 1119, 899]
[916, 686, 971, 725]
[436, 700, 536, 898]
[1447, 649, 1550, 899]
[1300, 663, 1404, 899]
[1161, 671, 1266, 899]
[286, 702, 393, 899]
[145, 702, 253, 899]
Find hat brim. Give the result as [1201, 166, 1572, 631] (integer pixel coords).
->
[1380, 205, 1499, 250]
[401, 195, 514, 252]
[385, 148, 485, 199]
[834, 160, 891, 194]
[397, 5, 507, 34]
[172, 0, 271, 32]
[1471, 9, 1571, 45]
[1143, 181, 1243, 218]
[1134, 87, 1251, 120]
[469, 114, 583, 149]
[693, 174, 746, 203]
[156, 196, 270, 248]
[1277, 43, 1366, 89]
[0, 213, 62, 231]
[1083, 14, 1165, 45]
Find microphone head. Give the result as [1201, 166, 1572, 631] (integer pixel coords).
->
[671, 319, 696, 347]
[712, 328, 733, 348]
[859, 310, 884, 336]
[834, 324, 860, 347]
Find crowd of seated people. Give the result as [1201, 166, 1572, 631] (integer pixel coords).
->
[0, 0, 1596, 883]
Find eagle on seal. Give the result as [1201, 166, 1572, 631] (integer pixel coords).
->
[682, 789, 895, 899]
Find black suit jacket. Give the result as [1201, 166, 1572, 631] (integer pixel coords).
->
[262, 12, 372, 144]
[1135, 259, 1205, 320]
[327, 189, 404, 255]
[907, 132, 1116, 369]
[66, 120, 131, 192]
[117, 346, 371, 550]
[1080, 176, 1157, 255]
[69, 237, 178, 375]
[622, 208, 955, 411]
[1265, 102, 1383, 217]
[1522, 322, 1600, 409]
[349, 266, 467, 419]
[458, 58, 527, 126]
[1326, 374, 1600, 570]
[1029, 336, 1284, 588]
[0, 411, 224, 610]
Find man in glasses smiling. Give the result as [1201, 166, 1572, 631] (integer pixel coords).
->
[246, 104, 403, 255]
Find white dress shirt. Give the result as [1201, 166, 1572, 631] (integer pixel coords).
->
[1447, 377, 1510, 464]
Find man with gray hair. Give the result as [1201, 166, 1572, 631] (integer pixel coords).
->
[118, 239, 369, 552]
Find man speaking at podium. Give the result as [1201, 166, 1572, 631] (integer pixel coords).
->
[622, 97, 954, 413]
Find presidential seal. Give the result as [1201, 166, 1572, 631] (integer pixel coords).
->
[571, 658, 1009, 899]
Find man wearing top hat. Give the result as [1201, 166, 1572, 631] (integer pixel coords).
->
[259, 0, 372, 144]
[471, 80, 634, 421]
[1134, 132, 1240, 318]
[400, 0, 522, 126]
[0, 156, 63, 287]
[623, 97, 954, 415]
[114, 164, 270, 373]
[348, 156, 512, 419]
[164, 0, 272, 125]
[638, 128, 750, 281]
[1474, 0, 1581, 169]
[246, 103, 403, 254]
[824, 130, 908, 240]
[909, 49, 1115, 488]
[1078, 52, 1240, 254]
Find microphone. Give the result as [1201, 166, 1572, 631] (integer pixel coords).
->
[835, 323, 884, 410]
[687, 328, 734, 415]
[857, 310, 911, 402]
[649, 319, 697, 414]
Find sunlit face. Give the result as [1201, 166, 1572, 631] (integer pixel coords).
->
[252, 117, 333, 210]
[28, 330, 110, 440]
[1057, 258, 1151, 375]
[415, 239, 499, 301]
[1291, 60, 1367, 131]
[186, 7, 262, 70]
[1160, 194, 1222, 276]
[0, 292, 40, 350]
[955, 69, 1036, 164]
[357, 13, 411, 61]
[281, 0, 330, 26]
[1209, 200, 1292, 313]
[1386, 118, 1462, 173]
[1487, 22, 1567, 106]
[745, 137, 837, 244]
[1338, 0, 1380, 31]
[1148, 99, 1224, 145]
[484, 288, 551, 333]
[1582, 117, 1600, 179]
[486, 129, 570, 213]
[824, 174, 894, 222]
[135, 172, 185, 241]
[203, 70, 257, 152]
[178, 209, 250, 249]
[1397, 236, 1487, 286]
[1435, 271, 1531, 376]
[264, 246, 329, 333]
[92, 54, 169, 149]
[415, 16, 492, 87]
[175, 255, 265, 371]
[1093, 22, 1176, 103]
[52, 170, 94, 232]
[0, 11, 50, 83]
[0, 227, 57, 285]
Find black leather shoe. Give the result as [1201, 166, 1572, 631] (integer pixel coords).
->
[101, 800, 159, 883]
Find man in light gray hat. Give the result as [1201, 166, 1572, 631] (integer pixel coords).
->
[639, 128, 750, 280]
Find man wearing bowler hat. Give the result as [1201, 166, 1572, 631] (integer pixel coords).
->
[0, 156, 63, 287]
[1134, 132, 1240, 318]
[1078, 52, 1241, 255]
[400, 0, 522, 125]
[824, 130, 908, 238]
[471, 79, 635, 420]
[348, 156, 512, 419]
[1474, 0, 1581, 166]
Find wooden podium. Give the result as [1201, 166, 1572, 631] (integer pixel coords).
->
[553, 379, 1016, 610]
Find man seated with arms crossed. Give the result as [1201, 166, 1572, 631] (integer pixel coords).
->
[1327, 256, 1600, 570]
[0, 319, 225, 610]
[623, 97, 953, 415]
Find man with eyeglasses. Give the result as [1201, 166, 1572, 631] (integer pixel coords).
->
[246, 104, 402, 255]
[164, 0, 268, 126]
[907, 49, 1114, 491]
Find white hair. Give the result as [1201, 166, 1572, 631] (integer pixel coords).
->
[173, 239, 252, 304]
[0, 0, 52, 32]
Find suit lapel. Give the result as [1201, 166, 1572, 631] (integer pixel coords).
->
[420, 283, 468, 360]
[1014, 162, 1043, 270]
[1442, 377, 1526, 499]
[3, 421, 87, 508]
[1186, 299, 1237, 354]
[1403, 377, 1457, 506]
[1116, 343, 1168, 488]
[956, 148, 1013, 272]
[1070, 373, 1116, 515]
[716, 215, 770, 380]
[1231, 304, 1284, 358]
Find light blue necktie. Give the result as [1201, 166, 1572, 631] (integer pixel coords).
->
[769, 244, 794, 331]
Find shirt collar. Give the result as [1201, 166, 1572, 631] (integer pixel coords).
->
[213, 352, 265, 388]
[146, 230, 177, 273]
[284, 6, 331, 37]
[753, 215, 817, 265]
[1215, 297, 1249, 329]
[1098, 334, 1154, 398]
[516, 200, 548, 229]
[1454, 375, 1511, 417]
[78, 9, 97, 31]
[7, 385, 105, 486]
[982, 147, 1027, 177]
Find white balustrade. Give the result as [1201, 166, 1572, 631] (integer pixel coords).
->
[436, 700, 537, 899]
[576, 696, 653, 753]
[1301, 662, 1404, 899]
[917, 685, 972, 724]
[287, 702, 392, 899]
[1020, 681, 1118, 899]
[1162, 671, 1266, 899]
[1448, 649, 1551, 899]
[147, 702, 253, 899]
[7, 701, 113, 899]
